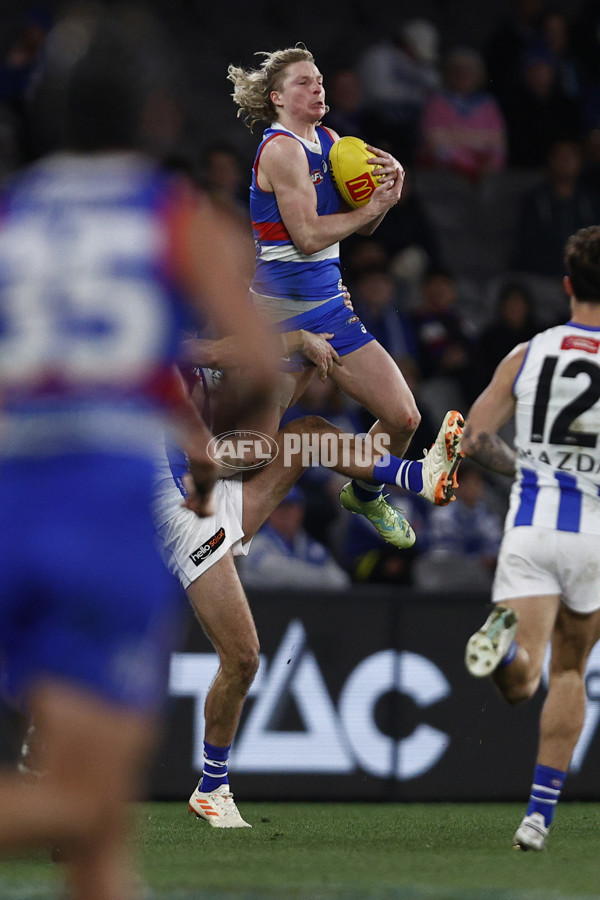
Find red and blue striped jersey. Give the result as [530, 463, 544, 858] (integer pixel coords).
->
[0, 152, 194, 457]
[250, 125, 343, 303]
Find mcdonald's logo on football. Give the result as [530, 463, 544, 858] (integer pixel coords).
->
[345, 172, 376, 204]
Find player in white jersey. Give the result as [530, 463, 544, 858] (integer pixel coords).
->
[461, 225, 600, 851]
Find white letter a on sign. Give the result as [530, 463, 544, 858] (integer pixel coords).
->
[231, 620, 353, 773]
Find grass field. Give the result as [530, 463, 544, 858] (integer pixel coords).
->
[1, 802, 600, 899]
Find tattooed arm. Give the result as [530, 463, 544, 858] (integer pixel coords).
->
[462, 424, 517, 476]
[461, 344, 528, 477]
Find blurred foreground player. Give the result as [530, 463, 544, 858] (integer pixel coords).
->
[0, 6, 273, 900]
[462, 225, 600, 851]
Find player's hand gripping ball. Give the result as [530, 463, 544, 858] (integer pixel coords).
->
[328, 136, 383, 208]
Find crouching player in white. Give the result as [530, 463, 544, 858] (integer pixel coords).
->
[154, 346, 464, 828]
[462, 225, 600, 851]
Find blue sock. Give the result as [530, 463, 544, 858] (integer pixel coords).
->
[526, 764, 566, 827]
[351, 478, 384, 502]
[498, 639, 518, 668]
[372, 455, 424, 494]
[199, 741, 231, 793]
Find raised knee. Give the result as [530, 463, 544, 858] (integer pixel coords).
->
[304, 414, 330, 432]
[390, 406, 420, 441]
[406, 407, 421, 435]
[287, 415, 329, 436]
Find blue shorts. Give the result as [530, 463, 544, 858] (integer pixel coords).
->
[278, 297, 374, 368]
[0, 453, 181, 713]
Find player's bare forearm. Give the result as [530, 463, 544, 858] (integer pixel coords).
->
[461, 424, 516, 477]
[462, 343, 527, 477]
[356, 210, 388, 236]
[180, 335, 251, 370]
[263, 139, 400, 254]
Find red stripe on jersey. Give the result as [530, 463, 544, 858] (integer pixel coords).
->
[144, 363, 196, 411]
[253, 220, 291, 242]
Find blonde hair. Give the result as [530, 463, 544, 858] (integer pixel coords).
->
[227, 44, 327, 131]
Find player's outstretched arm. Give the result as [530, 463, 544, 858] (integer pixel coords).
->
[461, 344, 527, 476]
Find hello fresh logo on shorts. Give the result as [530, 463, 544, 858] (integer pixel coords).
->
[207, 431, 278, 470]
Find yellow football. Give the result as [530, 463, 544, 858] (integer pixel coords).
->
[328, 136, 381, 208]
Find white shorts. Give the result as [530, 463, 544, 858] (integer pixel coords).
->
[154, 475, 249, 589]
[493, 526, 600, 614]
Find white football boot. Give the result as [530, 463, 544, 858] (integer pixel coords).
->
[465, 606, 519, 677]
[513, 812, 549, 851]
[418, 410, 464, 506]
[189, 783, 251, 828]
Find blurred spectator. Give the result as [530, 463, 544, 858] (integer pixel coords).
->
[0, 5, 51, 162]
[413, 461, 503, 592]
[572, 4, 600, 176]
[351, 265, 418, 364]
[512, 139, 600, 277]
[572, 0, 600, 87]
[417, 47, 507, 183]
[408, 266, 478, 409]
[199, 141, 254, 285]
[340, 237, 389, 283]
[357, 18, 441, 162]
[485, 0, 544, 104]
[237, 486, 351, 590]
[501, 47, 582, 167]
[538, 8, 583, 105]
[0, 6, 49, 107]
[200, 141, 250, 222]
[0, 102, 20, 179]
[474, 281, 541, 391]
[323, 66, 367, 141]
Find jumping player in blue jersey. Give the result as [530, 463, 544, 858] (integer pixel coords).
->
[462, 225, 600, 851]
[0, 7, 276, 899]
[227, 46, 463, 550]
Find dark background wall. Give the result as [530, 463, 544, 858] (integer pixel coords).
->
[3, 586, 600, 800]
[150, 587, 600, 802]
